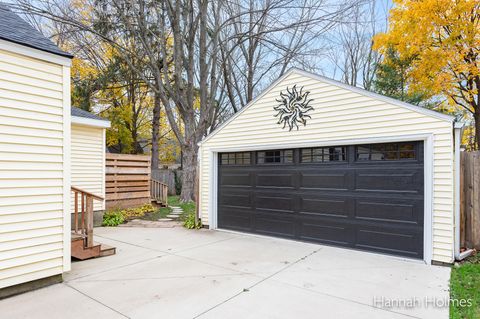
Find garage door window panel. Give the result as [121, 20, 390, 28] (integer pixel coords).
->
[221, 152, 251, 165]
[301, 147, 347, 163]
[257, 150, 293, 164]
[356, 142, 416, 161]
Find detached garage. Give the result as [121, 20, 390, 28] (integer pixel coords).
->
[198, 68, 463, 264]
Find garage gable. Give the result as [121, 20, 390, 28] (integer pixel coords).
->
[199, 68, 457, 264]
[201, 68, 453, 147]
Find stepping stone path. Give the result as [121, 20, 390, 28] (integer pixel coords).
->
[120, 206, 184, 228]
[166, 206, 184, 220]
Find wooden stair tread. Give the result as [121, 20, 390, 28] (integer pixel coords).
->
[71, 233, 84, 241]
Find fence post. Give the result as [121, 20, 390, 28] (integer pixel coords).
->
[473, 153, 480, 248]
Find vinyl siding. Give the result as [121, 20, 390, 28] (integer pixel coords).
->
[71, 124, 105, 211]
[0, 48, 68, 289]
[199, 71, 455, 264]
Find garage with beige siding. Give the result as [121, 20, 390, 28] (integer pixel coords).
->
[0, 5, 73, 294]
[198, 68, 462, 264]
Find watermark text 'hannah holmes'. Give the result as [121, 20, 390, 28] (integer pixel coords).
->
[373, 296, 472, 309]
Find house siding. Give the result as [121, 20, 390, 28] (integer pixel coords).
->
[71, 123, 105, 212]
[199, 71, 455, 264]
[0, 48, 69, 288]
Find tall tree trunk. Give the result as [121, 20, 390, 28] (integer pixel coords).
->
[151, 93, 161, 169]
[180, 141, 198, 202]
[474, 110, 480, 151]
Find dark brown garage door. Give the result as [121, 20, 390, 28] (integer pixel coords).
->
[218, 141, 424, 259]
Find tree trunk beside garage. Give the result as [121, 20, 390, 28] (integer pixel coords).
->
[151, 93, 161, 170]
[180, 142, 198, 203]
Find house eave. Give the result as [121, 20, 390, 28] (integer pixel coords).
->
[0, 39, 72, 66]
[71, 116, 111, 128]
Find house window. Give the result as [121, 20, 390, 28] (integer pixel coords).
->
[220, 152, 251, 165]
[301, 147, 347, 163]
[356, 142, 416, 161]
[257, 149, 293, 164]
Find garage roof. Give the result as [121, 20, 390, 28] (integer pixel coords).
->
[0, 3, 73, 58]
[71, 107, 108, 122]
[71, 107, 111, 128]
[200, 68, 455, 146]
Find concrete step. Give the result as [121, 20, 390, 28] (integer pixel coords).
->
[166, 214, 180, 219]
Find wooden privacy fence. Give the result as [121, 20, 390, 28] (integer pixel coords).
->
[151, 168, 182, 195]
[106, 153, 151, 210]
[460, 151, 480, 249]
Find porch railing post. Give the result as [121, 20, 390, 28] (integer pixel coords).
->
[86, 196, 94, 247]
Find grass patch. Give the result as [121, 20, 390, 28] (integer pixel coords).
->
[450, 253, 480, 319]
[142, 207, 171, 221]
[167, 195, 181, 207]
[168, 195, 201, 229]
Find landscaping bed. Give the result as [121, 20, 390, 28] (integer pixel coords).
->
[102, 196, 201, 229]
[450, 253, 480, 319]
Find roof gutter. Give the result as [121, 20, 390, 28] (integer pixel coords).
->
[453, 120, 474, 261]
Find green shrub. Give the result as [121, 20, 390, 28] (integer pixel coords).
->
[102, 211, 125, 226]
[183, 211, 202, 229]
[174, 170, 182, 195]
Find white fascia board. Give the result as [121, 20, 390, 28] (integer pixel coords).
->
[199, 68, 455, 146]
[71, 116, 111, 128]
[454, 121, 465, 129]
[0, 39, 72, 66]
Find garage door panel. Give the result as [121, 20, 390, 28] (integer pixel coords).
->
[355, 226, 423, 258]
[255, 194, 295, 213]
[220, 172, 252, 187]
[355, 169, 423, 194]
[300, 196, 350, 218]
[218, 207, 252, 231]
[299, 219, 353, 246]
[254, 213, 295, 238]
[299, 171, 350, 190]
[219, 192, 252, 208]
[355, 198, 423, 224]
[256, 173, 294, 188]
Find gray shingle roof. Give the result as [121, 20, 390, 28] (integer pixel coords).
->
[71, 107, 109, 122]
[0, 3, 73, 58]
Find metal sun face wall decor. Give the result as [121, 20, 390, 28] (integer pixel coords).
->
[274, 85, 314, 131]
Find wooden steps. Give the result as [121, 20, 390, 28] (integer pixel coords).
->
[98, 243, 116, 257]
[153, 199, 168, 207]
[71, 233, 116, 260]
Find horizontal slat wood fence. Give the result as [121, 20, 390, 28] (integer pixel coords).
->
[460, 151, 480, 249]
[106, 153, 151, 210]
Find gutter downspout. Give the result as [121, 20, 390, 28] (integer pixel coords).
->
[454, 121, 474, 261]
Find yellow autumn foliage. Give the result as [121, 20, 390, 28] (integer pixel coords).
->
[374, 0, 479, 109]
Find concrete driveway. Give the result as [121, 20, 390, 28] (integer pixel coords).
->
[1, 227, 450, 319]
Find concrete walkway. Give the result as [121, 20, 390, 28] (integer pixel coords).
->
[0, 227, 450, 319]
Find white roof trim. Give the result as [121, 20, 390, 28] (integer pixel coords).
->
[0, 39, 72, 66]
[199, 68, 454, 146]
[454, 121, 465, 129]
[71, 115, 111, 128]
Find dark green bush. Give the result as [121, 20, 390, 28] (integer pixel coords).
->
[102, 211, 125, 227]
